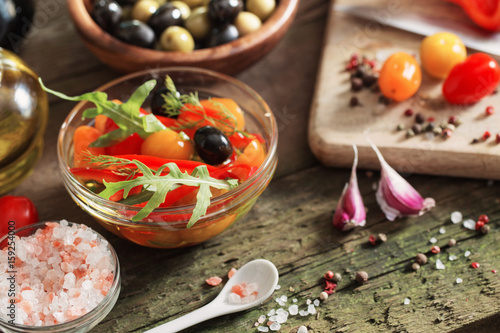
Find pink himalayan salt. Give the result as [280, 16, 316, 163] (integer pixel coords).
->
[228, 281, 259, 304]
[228, 268, 237, 279]
[0, 220, 114, 326]
[206, 276, 223, 286]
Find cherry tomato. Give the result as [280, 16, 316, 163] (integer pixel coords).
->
[378, 52, 422, 102]
[420, 32, 466, 79]
[443, 53, 500, 104]
[0, 196, 39, 238]
[141, 129, 194, 160]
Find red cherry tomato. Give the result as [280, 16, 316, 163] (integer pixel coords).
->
[443, 53, 500, 104]
[0, 196, 39, 238]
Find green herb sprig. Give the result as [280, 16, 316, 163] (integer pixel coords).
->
[39, 79, 166, 147]
[99, 160, 238, 227]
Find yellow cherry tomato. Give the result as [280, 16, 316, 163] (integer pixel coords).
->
[420, 32, 466, 79]
[200, 97, 245, 131]
[379, 52, 422, 102]
[141, 130, 194, 160]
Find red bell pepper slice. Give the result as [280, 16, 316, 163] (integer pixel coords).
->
[112, 154, 217, 173]
[444, 0, 500, 31]
[105, 132, 144, 155]
[70, 167, 128, 183]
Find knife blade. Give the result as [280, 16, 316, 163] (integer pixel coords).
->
[334, 4, 500, 56]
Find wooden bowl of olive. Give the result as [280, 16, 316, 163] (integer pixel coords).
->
[67, 0, 299, 74]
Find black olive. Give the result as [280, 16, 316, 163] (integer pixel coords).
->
[208, 24, 239, 47]
[116, 0, 137, 5]
[91, 0, 123, 32]
[0, 0, 34, 53]
[147, 4, 183, 37]
[208, 0, 243, 25]
[194, 126, 233, 165]
[150, 86, 180, 118]
[113, 20, 155, 48]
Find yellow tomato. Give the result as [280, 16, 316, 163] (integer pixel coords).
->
[141, 130, 194, 160]
[379, 52, 422, 102]
[200, 97, 245, 131]
[420, 32, 466, 79]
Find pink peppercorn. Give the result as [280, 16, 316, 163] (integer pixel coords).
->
[475, 220, 485, 231]
[431, 246, 441, 254]
[324, 271, 334, 280]
[471, 262, 480, 269]
[448, 115, 456, 124]
[496, 134, 500, 144]
[492, 269, 497, 274]
[486, 106, 494, 115]
[478, 214, 489, 223]
[404, 109, 413, 117]
[369, 235, 377, 245]
[483, 131, 491, 141]
[427, 117, 435, 122]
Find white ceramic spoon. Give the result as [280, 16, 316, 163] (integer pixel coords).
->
[145, 259, 279, 333]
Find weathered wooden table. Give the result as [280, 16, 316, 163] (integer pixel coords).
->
[9, 0, 500, 332]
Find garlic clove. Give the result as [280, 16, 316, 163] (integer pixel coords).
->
[333, 145, 366, 231]
[368, 139, 435, 221]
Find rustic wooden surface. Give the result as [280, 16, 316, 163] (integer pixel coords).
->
[6, 0, 500, 332]
[309, 0, 500, 181]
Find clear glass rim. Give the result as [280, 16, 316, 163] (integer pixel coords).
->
[0, 221, 121, 331]
[57, 67, 278, 225]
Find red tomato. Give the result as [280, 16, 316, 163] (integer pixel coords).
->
[443, 53, 500, 104]
[0, 196, 39, 238]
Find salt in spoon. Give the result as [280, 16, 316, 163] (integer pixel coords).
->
[145, 259, 279, 333]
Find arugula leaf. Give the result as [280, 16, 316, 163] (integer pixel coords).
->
[39, 78, 166, 147]
[98, 160, 238, 227]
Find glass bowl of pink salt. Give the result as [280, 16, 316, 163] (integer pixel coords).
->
[0, 220, 120, 333]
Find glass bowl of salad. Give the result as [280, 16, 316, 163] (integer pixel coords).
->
[55, 67, 277, 248]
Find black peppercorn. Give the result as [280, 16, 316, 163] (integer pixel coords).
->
[415, 113, 425, 124]
[349, 96, 360, 107]
[351, 77, 363, 92]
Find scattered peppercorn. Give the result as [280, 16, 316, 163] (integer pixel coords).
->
[471, 138, 480, 144]
[349, 96, 360, 107]
[492, 269, 497, 274]
[412, 124, 422, 135]
[425, 122, 435, 132]
[368, 235, 377, 245]
[319, 291, 329, 301]
[416, 253, 428, 265]
[427, 117, 435, 122]
[355, 271, 369, 284]
[397, 123, 406, 131]
[412, 262, 420, 271]
[475, 220, 485, 231]
[362, 74, 378, 87]
[324, 271, 334, 280]
[440, 121, 449, 129]
[481, 224, 490, 234]
[448, 116, 456, 125]
[486, 106, 494, 116]
[448, 238, 456, 247]
[378, 95, 391, 105]
[430, 245, 441, 254]
[454, 116, 463, 127]
[415, 113, 425, 124]
[377, 233, 387, 243]
[404, 108, 413, 117]
[471, 262, 480, 269]
[445, 124, 456, 131]
[351, 77, 363, 92]
[332, 273, 342, 283]
[406, 129, 415, 138]
[442, 129, 452, 139]
[478, 214, 489, 223]
[433, 127, 443, 136]
[482, 131, 491, 141]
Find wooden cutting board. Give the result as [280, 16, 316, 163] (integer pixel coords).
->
[308, 0, 500, 180]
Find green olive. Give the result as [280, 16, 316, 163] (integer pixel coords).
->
[184, 6, 212, 40]
[234, 11, 261, 36]
[181, 0, 205, 8]
[132, 0, 160, 22]
[170, 1, 191, 20]
[160, 26, 195, 52]
[246, 0, 275, 21]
